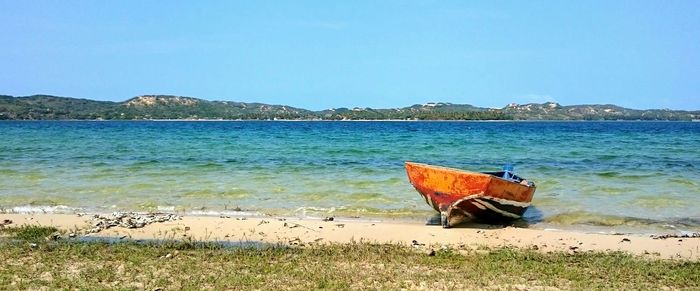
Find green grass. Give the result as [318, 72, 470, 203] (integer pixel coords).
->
[0, 226, 699, 290]
[0, 225, 59, 242]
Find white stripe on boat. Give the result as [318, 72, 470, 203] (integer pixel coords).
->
[481, 196, 530, 208]
[425, 195, 434, 209]
[470, 201, 487, 210]
[459, 209, 473, 218]
[450, 194, 483, 207]
[473, 199, 521, 218]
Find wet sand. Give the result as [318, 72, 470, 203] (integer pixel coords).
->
[2, 213, 699, 260]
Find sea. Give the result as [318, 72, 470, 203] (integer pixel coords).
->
[1, 121, 699, 234]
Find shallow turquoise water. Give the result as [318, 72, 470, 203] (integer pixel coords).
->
[1, 121, 699, 232]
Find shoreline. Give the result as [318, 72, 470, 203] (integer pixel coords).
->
[1, 119, 697, 122]
[2, 213, 699, 261]
[3, 205, 698, 236]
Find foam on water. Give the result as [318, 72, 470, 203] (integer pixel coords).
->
[4, 205, 79, 214]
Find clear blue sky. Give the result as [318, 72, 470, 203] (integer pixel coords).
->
[1, 1, 698, 110]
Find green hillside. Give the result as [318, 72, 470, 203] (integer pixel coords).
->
[1, 94, 698, 121]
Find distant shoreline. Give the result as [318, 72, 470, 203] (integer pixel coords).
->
[1, 118, 698, 122]
[2, 94, 698, 121]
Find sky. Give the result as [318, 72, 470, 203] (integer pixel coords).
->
[1, 1, 698, 110]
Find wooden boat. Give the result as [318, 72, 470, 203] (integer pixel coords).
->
[405, 161, 536, 228]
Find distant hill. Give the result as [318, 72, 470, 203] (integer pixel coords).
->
[502, 102, 700, 121]
[1, 94, 698, 121]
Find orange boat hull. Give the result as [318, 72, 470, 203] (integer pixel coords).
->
[405, 162, 536, 227]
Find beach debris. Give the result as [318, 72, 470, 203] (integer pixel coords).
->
[568, 246, 580, 254]
[411, 240, 426, 247]
[621, 238, 631, 243]
[336, 224, 345, 228]
[87, 212, 181, 233]
[68, 233, 76, 238]
[283, 222, 318, 232]
[322, 217, 334, 222]
[258, 220, 269, 226]
[651, 233, 700, 240]
[427, 249, 436, 256]
[159, 253, 174, 259]
[29, 243, 38, 248]
[1, 219, 12, 225]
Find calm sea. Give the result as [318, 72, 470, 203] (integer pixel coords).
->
[1, 121, 699, 233]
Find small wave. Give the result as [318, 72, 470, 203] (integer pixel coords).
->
[596, 171, 619, 178]
[195, 162, 224, 169]
[293, 205, 431, 219]
[596, 155, 619, 161]
[630, 195, 687, 209]
[668, 177, 699, 187]
[133, 159, 161, 166]
[187, 209, 263, 217]
[343, 192, 394, 203]
[181, 189, 250, 199]
[157, 205, 176, 212]
[0, 169, 19, 175]
[3, 205, 80, 214]
[294, 206, 340, 216]
[544, 211, 700, 229]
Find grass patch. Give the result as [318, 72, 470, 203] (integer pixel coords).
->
[0, 239, 698, 290]
[0, 225, 58, 242]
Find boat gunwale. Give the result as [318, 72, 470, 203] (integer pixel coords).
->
[404, 161, 535, 189]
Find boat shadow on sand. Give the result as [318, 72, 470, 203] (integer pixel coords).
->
[425, 206, 544, 229]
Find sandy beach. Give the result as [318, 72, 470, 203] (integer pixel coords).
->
[2, 213, 698, 261]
